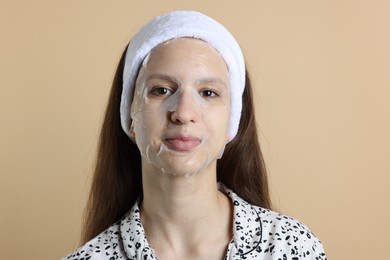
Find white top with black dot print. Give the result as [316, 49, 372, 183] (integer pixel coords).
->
[63, 184, 326, 260]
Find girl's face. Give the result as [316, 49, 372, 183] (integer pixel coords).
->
[130, 38, 231, 177]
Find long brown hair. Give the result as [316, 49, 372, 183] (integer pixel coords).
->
[81, 47, 271, 244]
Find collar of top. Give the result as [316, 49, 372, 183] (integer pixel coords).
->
[120, 184, 262, 259]
[221, 184, 263, 257]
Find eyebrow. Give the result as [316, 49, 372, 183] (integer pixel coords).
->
[196, 77, 227, 89]
[146, 74, 179, 84]
[146, 74, 227, 88]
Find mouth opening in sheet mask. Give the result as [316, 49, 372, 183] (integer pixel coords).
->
[130, 41, 230, 177]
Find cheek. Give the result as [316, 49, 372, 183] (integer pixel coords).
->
[132, 102, 166, 143]
[205, 108, 230, 138]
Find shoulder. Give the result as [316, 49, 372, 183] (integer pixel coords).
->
[256, 205, 326, 259]
[221, 184, 327, 259]
[62, 200, 151, 260]
[62, 220, 126, 260]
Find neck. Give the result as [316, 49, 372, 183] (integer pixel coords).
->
[140, 161, 232, 255]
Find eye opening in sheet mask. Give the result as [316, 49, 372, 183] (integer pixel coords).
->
[130, 38, 231, 177]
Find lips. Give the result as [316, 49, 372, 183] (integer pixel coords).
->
[164, 135, 201, 151]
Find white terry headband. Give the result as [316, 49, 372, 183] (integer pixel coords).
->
[120, 10, 245, 141]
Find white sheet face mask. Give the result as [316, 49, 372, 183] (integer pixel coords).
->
[130, 38, 231, 177]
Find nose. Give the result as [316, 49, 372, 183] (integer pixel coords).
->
[170, 90, 202, 125]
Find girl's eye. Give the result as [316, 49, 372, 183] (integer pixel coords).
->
[200, 89, 218, 98]
[150, 87, 173, 96]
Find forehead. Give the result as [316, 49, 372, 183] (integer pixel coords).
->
[150, 37, 219, 54]
[144, 38, 229, 73]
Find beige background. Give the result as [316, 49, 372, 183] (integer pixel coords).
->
[1, 0, 389, 259]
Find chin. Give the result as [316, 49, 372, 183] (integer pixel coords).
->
[159, 164, 208, 177]
[155, 149, 213, 177]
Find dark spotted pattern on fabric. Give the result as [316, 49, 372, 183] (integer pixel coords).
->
[64, 184, 326, 259]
